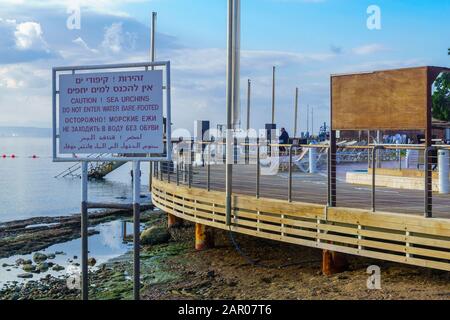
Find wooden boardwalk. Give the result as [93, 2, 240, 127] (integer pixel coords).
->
[181, 164, 450, 219]
[152, 163, 450, 271]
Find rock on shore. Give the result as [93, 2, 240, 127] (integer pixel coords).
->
[140, 226, 171, 245]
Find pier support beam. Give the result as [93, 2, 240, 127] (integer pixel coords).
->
[322, 250, 348, 276]
[195, 223, 215, 250]
[167, 213, 183, 228]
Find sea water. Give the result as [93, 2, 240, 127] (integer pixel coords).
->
[0, 136, 152, 288]
[0, 137, 151, 222]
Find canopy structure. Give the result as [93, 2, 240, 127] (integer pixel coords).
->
[331, 66, 450, 133]
[328, 66, 450, 214]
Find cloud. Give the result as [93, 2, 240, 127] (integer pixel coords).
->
[72, 37, 98, 53]
[14, 21, 48, 50]
[352, 43, 387, 55]
[242, 50, 336, 68]
[0, 0, 151, 17]
[272, 0, 326, 3]
[153, 46, 339, 130]
[0, 63, 51, 127]
[0, 64, 48, 89]
[0, 18, 56, 63]
[329, 45, 343, 55]
[0, 2, 434, 134]
[101, 22, 136, 54]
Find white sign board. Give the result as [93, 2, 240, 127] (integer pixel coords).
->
[59, 70, 163, 154]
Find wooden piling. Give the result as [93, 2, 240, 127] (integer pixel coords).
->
[322, 250, 348, 276]
[167, 213, 183, 228]
[195, 223, 214, 250]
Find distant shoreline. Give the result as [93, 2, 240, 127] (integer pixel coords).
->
[0, 126, 51, 138]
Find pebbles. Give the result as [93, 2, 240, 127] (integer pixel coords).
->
[33, 252, 47, 263]
[22, 264, 35, 273]
[52, 265, 65, 272]
[88, 258, 97, 267]
[37, 262, 49, 272]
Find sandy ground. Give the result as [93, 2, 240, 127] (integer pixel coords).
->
[1, 211, 448, 300]
[142, 223, 450, 300]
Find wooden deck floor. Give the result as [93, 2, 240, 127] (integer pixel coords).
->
[169, 164, 450, 219]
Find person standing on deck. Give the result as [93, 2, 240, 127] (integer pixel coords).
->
[279, 128, 290, 153]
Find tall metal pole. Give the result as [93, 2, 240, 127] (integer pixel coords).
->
[294, 87, 298, 138]
[80, 162, 88, 300]
[271, 66, 276, 124]
[226, 0, 240, 226]
[246, 79, 251, 131]
[151, 12, 156, 66]
[307, 104, 310, 135]
[149, 12, 157, 191]
[133, 161, 141, 300]
[232, 0, 241, 129]
[311, 106, 314, 136]
[245, 79, 251, 164]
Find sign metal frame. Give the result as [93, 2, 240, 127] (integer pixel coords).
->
[51, 61, 171, 301]
[52, 61, 172, 163]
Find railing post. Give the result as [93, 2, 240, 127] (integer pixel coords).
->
[309, 145, 317, 174]
[188, 164, 192, 188]
[183, 153, 187, 183]
[424, 147, 434, 218]
[288, 145, 293, 202]
[188, 148, 193, 188]
[167, 161, 171, 183]
[234, 137, 238, 164]
[223, 137, 226, 164]
[207, 145, 211, 191]
[256, 137, 260, 199]
[327, 146, 336, 207]
[149, 161, 153, 190]
[438, 149, 449, 194]
[372, 147, 377, 212]
[176, 157, 180, 186]
[328, 131, 337, 207]
[245, 136, 249, 165]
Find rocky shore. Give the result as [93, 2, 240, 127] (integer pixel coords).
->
[0, 208, 188, 300]
[1, 209, 449, 300]
[0, 205, 152, 258]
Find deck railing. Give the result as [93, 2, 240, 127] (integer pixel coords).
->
[153, 140, 450, 220]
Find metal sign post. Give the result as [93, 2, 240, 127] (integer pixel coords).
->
[80, 162, 88, 300]
[132, 161, 141, 300]
[52, 61, 172, 301]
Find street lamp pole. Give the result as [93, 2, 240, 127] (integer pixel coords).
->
[226, 0, 240, 226]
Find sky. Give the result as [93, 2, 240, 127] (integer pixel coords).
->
[0, 0, 449, 135]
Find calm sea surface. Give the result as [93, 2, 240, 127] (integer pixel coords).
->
[0, 137, 152, 287]
[0, 137, 151, 223]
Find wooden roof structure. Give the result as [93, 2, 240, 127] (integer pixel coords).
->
[331, 66, 450, 132]
[329, 66, 450, 215]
